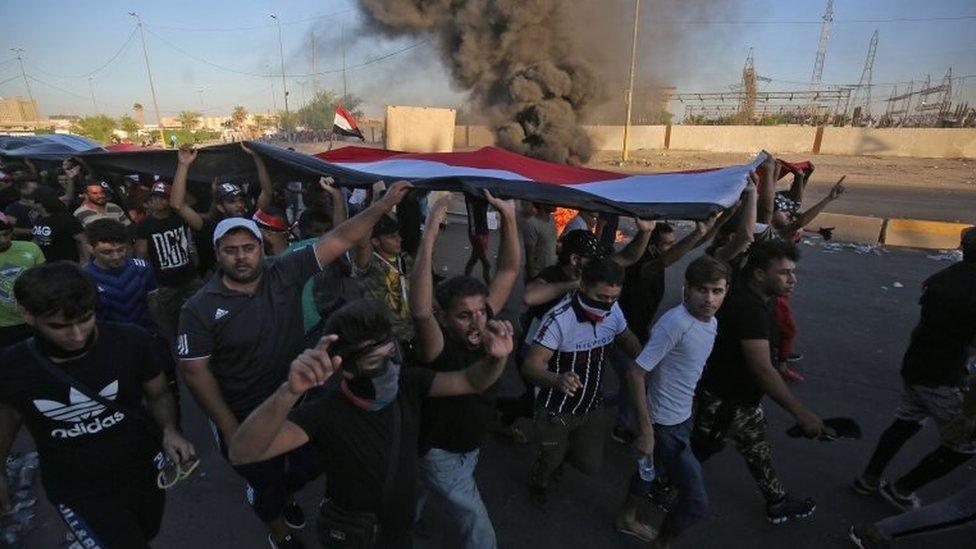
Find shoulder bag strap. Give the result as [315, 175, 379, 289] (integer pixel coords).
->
[380, 399, 402, 507]
[26, 338, 163, 441]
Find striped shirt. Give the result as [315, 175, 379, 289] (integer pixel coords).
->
[533, 293, 627, 416]
[83, 258, 158, 333]
[73, 202, 131, 227]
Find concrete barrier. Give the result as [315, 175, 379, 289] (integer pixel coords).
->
[386, 106, 456, 152]
[820, 127, 976, 158]
[884, 219, 971, 250]
[669, 125, 817, 154]
[804, 212, 885, 245]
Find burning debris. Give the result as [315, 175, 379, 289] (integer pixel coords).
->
[358, 0, 601, 164]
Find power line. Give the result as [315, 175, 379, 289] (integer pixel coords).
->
[656, 15, 976, 25]
[148, 8, 358, 32]
[21, 27, 137, 80]
[145, 26, 428, 78]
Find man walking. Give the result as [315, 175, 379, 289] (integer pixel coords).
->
[0, 262, 195, 548]
[853, 226, 976, 511]
[177, 181, 411, 548]
[615, 256, 730, 546]
[0, 213, 44, 347]
[73, 181, 131, 228]
[691, 240, 824, 524]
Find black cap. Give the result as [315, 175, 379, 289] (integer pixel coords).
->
[561, 229, 604, 259]
[217, 183, 244, 201]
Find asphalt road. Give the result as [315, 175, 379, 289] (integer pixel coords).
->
[798, 180, 975, 224]
[12, 224, 974, 548]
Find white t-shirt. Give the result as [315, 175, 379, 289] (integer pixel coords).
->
[635, 303, 717, 426]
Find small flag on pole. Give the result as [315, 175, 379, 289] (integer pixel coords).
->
[333, 104, 365, 140]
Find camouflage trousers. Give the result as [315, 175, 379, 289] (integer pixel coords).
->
[690, 389, 787, 503]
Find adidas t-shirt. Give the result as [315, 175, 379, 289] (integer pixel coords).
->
[0, 323, 163, 501]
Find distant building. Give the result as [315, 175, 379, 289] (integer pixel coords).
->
[0, 97, 45, 129]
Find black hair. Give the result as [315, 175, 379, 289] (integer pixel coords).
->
[85, 218, 129, 246]
[324, 299, 392, 353]
[581, 257, 625, 287]
[30, 187, 67, 214]
[558, 229, 602, 264]
[299, 207, 331, 233]
[14, 262, 97, 320]
[650, 222, 675, 244]
[685, 255, 730, 287]
[371, 214, 400, 239]
[12, 178, 37, 191]
[743, 240, 800, 280]
[435, 275, 489, 312]
[962, 226, 975, 262]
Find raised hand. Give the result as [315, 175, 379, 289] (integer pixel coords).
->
[634, 217, 656, 233]
[828, 176, 847, 200]
[319, 176, 339, 195]
[287, 335, 341, 395]
[557, 371, 582, 396]
[482, 320, 515, 360]
[427, 194, 452, 229]
[483, 189, 516, 219]
[240, 142, 255, 156]
[376, 180, 413, 210]
[696, 211, 720, 234]
[178, 145, 198, 166]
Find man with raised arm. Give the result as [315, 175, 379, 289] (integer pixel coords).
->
[176, 180, 410, 548]
[229, 299, 514, 548]
[406, 191, 520, 549]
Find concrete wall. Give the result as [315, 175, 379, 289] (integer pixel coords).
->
[451, 124, 976, 159]
[386, 106, 456, 152]
[668, 125, 817, 154]
[819, 127, 976, 158]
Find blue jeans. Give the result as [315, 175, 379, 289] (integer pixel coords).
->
[629, 418, 708, 536]
[875, 476, 976, 539]
[416, 448, 497, 549]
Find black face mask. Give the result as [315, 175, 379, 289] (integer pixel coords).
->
[577, 291, 614, 312]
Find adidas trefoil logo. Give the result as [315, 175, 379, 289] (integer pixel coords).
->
[33, 381, 125, 439]
[214, 308, 229, 320]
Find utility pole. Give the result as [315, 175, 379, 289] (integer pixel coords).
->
[266, 64, 278, 115]
[9, 48, 35, 106]
[129, 13, 166, 146]
[270, 14, 290, 118]
[88, 76, 98, 114]
[848, 30, 879, 125]
[196, 88, 205, 111]
[809, 0, 834, 92]
[621, 0, 640, 162]
[341, 24, 348, 99]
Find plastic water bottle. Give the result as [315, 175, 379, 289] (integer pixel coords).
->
[637, 455, 655, 482]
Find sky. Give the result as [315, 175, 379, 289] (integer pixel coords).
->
[0, 0, 973, 121]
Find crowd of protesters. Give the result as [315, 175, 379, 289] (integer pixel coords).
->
[0, 145, 973, 549]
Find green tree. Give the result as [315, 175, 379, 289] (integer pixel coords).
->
[177, 110, 202, 130]
[118, 115, 139, 134]
[295, 90, 364, 130]
[231, 105, 248, 130]
[71, 115, 117, 143]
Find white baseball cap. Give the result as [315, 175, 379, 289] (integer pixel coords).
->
[212, 217, 262, 246]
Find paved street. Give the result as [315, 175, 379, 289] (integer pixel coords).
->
[14, 222, 973, 548]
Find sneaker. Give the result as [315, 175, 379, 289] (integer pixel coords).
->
[879, 482, 921, 512]
[646, 478, 678, 512]
[778, 366, 806, 383]
[787, 353, 804, 363]
[268, 533, 304, 549]
[282, 501, 306, 529]
[611, 426, 637, 445]
[851, 475, 881, 496]
[849, 524, 891, 548]
[766, 495, 816, 524]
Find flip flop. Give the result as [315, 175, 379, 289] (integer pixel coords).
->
[157, 456, 201, 489]
[615, 518, 656, 542]
[787, 417, 861, 441]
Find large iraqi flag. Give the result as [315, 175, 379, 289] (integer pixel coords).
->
[315, 146, 766, 220]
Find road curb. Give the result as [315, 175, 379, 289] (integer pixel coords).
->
[807, 213, 970, 250]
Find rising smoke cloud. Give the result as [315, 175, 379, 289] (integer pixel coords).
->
[358, 0, 601, 165]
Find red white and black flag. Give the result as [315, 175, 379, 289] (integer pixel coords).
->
[333, 104, 364, 140]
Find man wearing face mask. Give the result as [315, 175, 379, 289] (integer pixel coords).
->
[520, 257, 645, 507]
[228, 299, 515, 549]
[406, 192, 520, 549]
[176, 181, 411, 549]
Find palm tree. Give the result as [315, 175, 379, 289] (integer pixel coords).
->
[177, 110, 202, 130]
[133, 102, 145, 126]
[231, 106, 248, 130]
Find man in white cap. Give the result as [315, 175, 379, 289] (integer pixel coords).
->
[176, 181, 411, 549]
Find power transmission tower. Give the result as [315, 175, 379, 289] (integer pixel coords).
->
[739, 48, 757, 123]
[809, 0, 834, 91]
[847, 30, 878, 125]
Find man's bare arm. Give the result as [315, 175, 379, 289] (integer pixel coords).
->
[312, 181, 411, 269]
[523, 278, 578, 307]
[170, 147, 204, 231]
[410, 195, 450, 363]
[485, 192, 521, 313]
[241, 143, 274, 211]
[180, 358, 239, 440]
[742, 339, 822, 436]
[613, 218, 655, 267]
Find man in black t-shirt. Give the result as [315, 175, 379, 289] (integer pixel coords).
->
[135, 182, 203, 345]
[28, 187, 89, 263]
[406, 192, 520, 548]
[229, 299, 514, 549]
[692, 240, 824, 525]
[177, 182, 411, 548]
[855, 227, 976, 512]
[0, 262, 194, 548]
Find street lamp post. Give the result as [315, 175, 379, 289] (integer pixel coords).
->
[88, 76, 98, 114]
[9, 48, 35, 106]
[270, 14, 290, 120]
[129, 12, 167, 146]
[622, 0, 641, 162]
